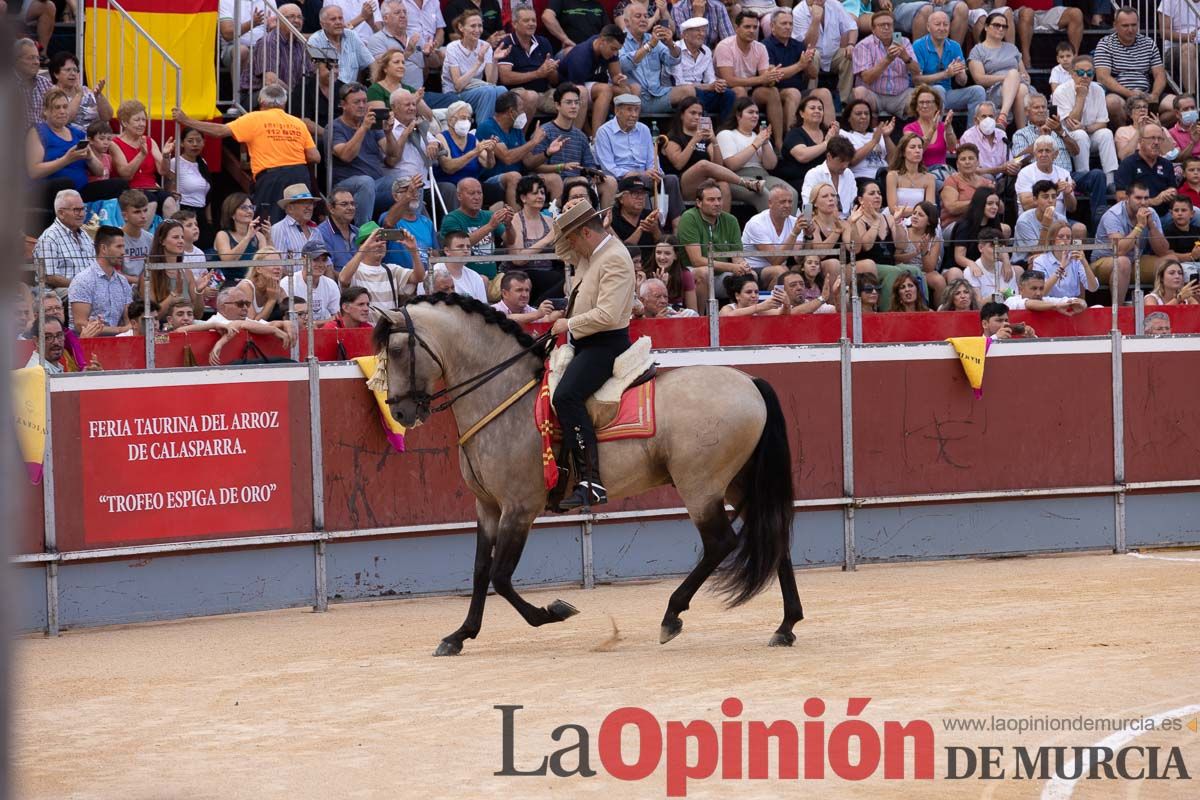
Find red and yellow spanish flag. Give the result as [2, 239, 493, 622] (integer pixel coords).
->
[83, 0, 218, 120]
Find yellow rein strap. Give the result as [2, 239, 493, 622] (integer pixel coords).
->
[457, 378, 540, 446]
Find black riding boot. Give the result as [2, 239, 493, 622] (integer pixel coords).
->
[558, 425, 608, 511]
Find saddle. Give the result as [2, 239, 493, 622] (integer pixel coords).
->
[548, 336, 656, 429]
[537, 337, 657, 509]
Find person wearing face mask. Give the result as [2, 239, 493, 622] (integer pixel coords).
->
[435, 100, 495, 212]
[1167, 95, 1200, 161]
[476, 91, 563, 210]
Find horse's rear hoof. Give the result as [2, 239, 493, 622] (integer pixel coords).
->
[547, 599, 579, 622]
[768, 631, 796, 648]
[434, 640, 463, 657]
[660, 619, 683, 644]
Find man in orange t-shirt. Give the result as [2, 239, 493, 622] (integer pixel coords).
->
[173, 83, 320, 222]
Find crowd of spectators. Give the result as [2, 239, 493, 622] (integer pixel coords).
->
[13, 0, 1200, 367]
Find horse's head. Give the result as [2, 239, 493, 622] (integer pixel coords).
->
[372, 305, 446, 428]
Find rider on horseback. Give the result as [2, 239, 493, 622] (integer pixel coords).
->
[549, 199, 636, 510]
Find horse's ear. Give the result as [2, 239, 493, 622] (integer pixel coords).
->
[374, 306, 404, 326]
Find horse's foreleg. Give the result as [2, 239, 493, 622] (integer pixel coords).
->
[660, 500, 738, 644]
[769, 552, 804, 647]
[490, 513, 580, 628]
[435, 511, 497, 656]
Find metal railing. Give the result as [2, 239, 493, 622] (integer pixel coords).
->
[76, 0, 181, 158]
[220, 1, 337, 197]
[1137, 0, 1200, 97]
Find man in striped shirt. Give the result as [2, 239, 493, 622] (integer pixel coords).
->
[524, 82, 617, 207]
[1093, 7, 1170, 126]
[852, 11, 921, 118]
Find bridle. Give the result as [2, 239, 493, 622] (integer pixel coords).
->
[385, 305, 555, 422]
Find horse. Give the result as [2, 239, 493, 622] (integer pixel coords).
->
[373, 293, 802, 656]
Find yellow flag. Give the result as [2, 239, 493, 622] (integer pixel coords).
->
[12, 366, 46, 483]
[355, 356, 405, 452]
[947, 336, 991, 398]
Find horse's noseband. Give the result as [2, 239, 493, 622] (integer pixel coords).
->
[386, 306, 446, 419]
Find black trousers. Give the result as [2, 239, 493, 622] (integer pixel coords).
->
[553, 327, 631, 480]
[253, 164, 312, 224]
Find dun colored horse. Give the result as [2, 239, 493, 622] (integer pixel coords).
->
[374, 294, 802, 656]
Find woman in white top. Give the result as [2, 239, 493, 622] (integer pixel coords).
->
[1145, 259, 1200, 306]
[715, 98, 796, 213]
[841, 98, 896, 182]
[885, 133, 936, 221]
[166, 127, 213, 247]
[237, 249, 288, 322]
[719, 273, 783, 316]
[1032, 221, 1099, 299]
[440, 10, 509, 127]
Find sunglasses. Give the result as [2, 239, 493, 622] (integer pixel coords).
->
[989, 21, 1009, 29]
[860, 286, 880, 293]
[1074, 68, 1095, 77]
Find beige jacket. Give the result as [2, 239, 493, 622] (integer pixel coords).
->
[564, 235, 636, 339]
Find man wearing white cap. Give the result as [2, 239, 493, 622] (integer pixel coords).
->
[672, 17, 736, 120]
[671, 0, 735, 46]
[595, 94, 686, 227]
[271, 184, 318, 257]
[549, 199, 636, 510]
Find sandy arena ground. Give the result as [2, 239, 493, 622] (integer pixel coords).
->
[12, 548, 1200, 799]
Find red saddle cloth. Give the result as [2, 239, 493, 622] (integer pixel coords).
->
[534, 372, 657, 489]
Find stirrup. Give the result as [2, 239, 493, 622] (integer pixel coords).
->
[558, 480, 608, 512]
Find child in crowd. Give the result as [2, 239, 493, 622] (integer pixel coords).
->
[1179, 157, 1200, 208]
[1162, 196, 1200, 263]
[85, 120, 115, 183]
[1048, 42, 1075, 95]
[965, 228, 1022, 303]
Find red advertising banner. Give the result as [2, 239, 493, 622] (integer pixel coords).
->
[75, 382, 296, 545]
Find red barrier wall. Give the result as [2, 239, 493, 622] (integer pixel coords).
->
[851, 351, 1116, 497]
[1123, 350, 1200, 485]
[14, 338, 1200, 555]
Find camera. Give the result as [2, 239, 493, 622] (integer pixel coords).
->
[549, 297, 568, 311]
[1010, 323, 1027, 335]
[1183, 264, 1200, 285]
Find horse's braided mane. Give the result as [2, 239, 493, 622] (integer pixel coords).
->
[372, 291, 541, 362]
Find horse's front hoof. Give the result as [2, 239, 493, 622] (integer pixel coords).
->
[434, 639, 463, 657]
[547, 599, 579, 622]
[768, 631, 796, 648]
[660, 619, 683, 644]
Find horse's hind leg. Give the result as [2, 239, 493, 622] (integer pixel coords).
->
[769, 552, 804, 647]
[435, 501, 499, 656]
[490, 510, 581, 628]
[660, 498, 738, 644]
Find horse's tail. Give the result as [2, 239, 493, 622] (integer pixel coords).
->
[717, 377, 795, 608]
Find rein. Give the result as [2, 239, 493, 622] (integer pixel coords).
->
[387, 304, 555, 424]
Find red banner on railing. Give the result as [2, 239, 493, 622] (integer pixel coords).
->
[74, 382, 296, 546]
